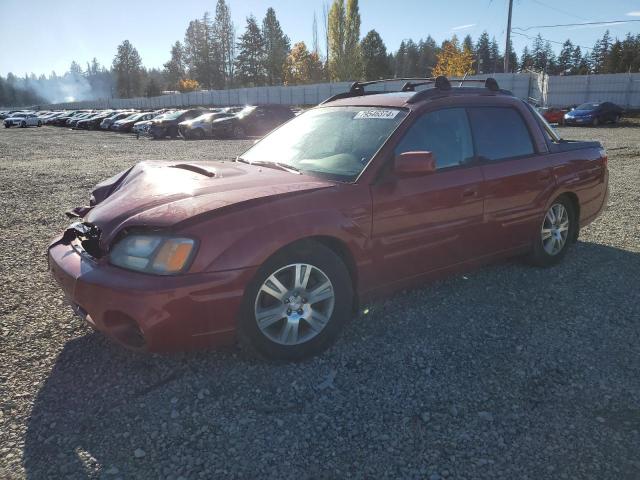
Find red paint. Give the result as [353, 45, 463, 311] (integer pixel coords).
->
[48, 91, 608, 352]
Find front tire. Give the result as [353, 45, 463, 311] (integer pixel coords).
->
[239, 241, 353, 361]
[528, 197, 576, 267]
[20, 121, 26, 128]
[37, 121, 42, 127]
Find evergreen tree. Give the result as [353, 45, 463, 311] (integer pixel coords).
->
[418, 36, 439, 76]
[213, 0, 236, 87]
[489, 37, 502, 73]
[235, 15, 267, 86]
[262, 7, 290, 85]
[558, 40, 574, 74]
[520, 45, 533, 71]
[112, 40, 143, 97]
[590, 30, 612, 73]
[145, 78, 161, 97]
[475, 32, 491, 74]
[183, 13, 221, 89]
[360, 30, 390, 80]
[164, 41, 186, 89]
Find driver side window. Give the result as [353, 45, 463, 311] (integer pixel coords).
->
[395, 108, 474, 169]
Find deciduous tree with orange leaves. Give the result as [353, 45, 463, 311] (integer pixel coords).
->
[432, 35, 475, 78]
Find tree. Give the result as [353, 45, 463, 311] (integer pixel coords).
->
[112, 40, 143, 98]
[489, 37, 503, 73]
[558, 40, 574, 74]
[178, 78, 200, 92]
[69, 61, 83, 76]
[213, 0, 235, 87]
[164, 41, 186, 89]
[235, 15, 266, 86]
[262, 7, 290, 85]
[327, 0, 346, 80]
[344, 0, 362, 79]
[183, 13, 221, 89]
[145, 78, 161, 97]
[520, 46, 533, 71]
[432, 36, 474, 77]
[418, 36, 439, 75]
[590, 30, 612, 73]
[475, 32, 491, 74]
[360, 30, 391, 80]
[284, 41, 323, 84]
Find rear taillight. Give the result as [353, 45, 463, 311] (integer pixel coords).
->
[599, 148, 608, 169]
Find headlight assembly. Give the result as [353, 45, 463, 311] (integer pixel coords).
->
[109, 234, 196, 275]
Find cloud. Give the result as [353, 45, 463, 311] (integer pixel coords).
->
[569, 21, 630, 30]
[451, 23, 476, 31]
[626, 11, 640, 16]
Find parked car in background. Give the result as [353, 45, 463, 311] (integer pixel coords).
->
[111, 112, 156, 133]
[67, 112, 97, 128]
[100, 111, 135, 130]
[48, 77, 608, 359]
[149, 109, 205, 139]
[564, 102, 623, 126]
[178, 109, 238, 139]
[4, 113, 41, 128]
[210, 105, 295, 139]
[538, 107, 567, 125]
[75, 111, 114, 130]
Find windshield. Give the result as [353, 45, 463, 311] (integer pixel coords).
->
[160, 110, 186, 120]
[240, 106, 408, 181]
[577, 103, 599, 110]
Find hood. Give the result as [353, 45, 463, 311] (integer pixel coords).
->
[82, 161, 334, 248]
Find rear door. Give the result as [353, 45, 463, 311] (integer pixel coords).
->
[370, 107, 485, 285]
[467, 105, 555, 252]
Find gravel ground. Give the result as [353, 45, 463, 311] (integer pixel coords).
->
[0, 123, 638, 480]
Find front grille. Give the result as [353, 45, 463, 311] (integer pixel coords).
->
[63, 222, 103, 258]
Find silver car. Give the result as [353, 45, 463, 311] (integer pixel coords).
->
[4, 113, 41, 128]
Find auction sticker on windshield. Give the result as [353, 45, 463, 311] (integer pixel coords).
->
[354, 109, 399, 119]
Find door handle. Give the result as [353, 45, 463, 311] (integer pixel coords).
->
[462, 189, 477, 198]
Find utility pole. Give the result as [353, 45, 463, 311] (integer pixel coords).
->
[504, 0, 514, 72]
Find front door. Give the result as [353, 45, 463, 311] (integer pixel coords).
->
[370, 107, 485, 288]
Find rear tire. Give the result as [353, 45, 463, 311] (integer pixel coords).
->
[20, 121, 26, 128]
[238, 241, 353, 361]
[37, 121, 42, 127]
[528, 196, 576, 267]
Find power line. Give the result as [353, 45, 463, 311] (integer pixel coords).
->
[511, 31, 593, 51]
[514, 19, 640, 32]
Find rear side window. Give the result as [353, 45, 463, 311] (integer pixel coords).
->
[395, 108, 474, 169]
[467, 107, 535, 161]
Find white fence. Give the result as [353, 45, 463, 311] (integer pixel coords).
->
[33, 73, 640, 111]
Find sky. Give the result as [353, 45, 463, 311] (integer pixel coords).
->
[1, 0, 639, 77]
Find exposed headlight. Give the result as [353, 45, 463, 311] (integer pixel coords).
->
[110, 234, 196, 275]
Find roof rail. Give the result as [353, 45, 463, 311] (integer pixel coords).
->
[321, 76, 504, 105]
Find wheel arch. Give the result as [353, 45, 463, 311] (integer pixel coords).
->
[255, 235, 360, 313]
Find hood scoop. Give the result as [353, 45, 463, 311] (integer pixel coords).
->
[170, 163, 217, 178]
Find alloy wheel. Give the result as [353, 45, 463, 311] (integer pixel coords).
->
[254, 263, 335, 345]
[541, 203, 570, 256]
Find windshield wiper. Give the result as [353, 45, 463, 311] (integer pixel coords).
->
[235, 157, 301, 174]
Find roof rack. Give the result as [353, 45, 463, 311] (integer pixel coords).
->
[321, 76, 504, 105]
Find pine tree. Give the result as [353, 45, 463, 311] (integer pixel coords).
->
[262, 7, 290, 85]
[418, 36, 439, 76]
[475, 32, 491, 74]
[558, 40, 574, 74]
[112, 40, 143, 98]
[235, 15, 267, 86]
[164, 41, 186, 89]
[489, 37, 502, 73]
[213, 0, 235, 87]
[520, 46, 533, 71]
[183, 13, 221, 89]
[360, 30, 390, 80]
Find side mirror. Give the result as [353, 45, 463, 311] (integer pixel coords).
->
[394, 151, 436, 176]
